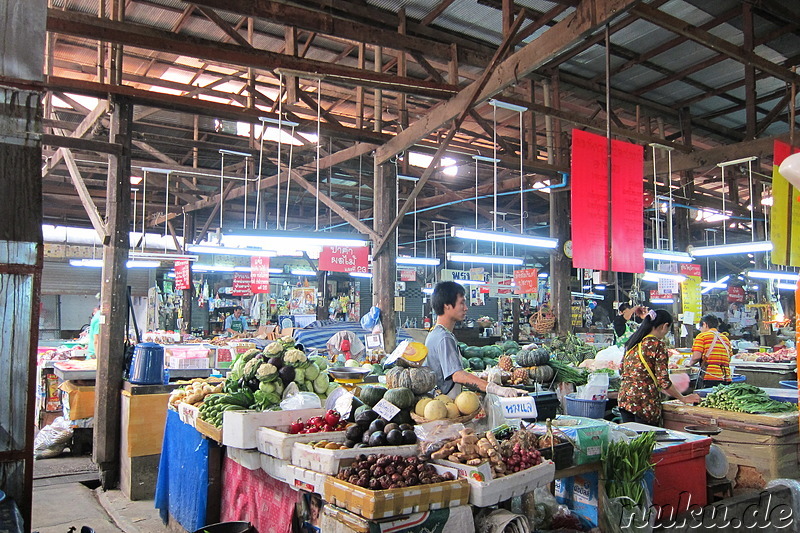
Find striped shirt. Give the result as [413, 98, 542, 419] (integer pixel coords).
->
[692, 329, 732, 381]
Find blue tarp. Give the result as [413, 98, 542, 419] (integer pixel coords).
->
[155, 409, 210, 532]
[293, 320, 412, 352]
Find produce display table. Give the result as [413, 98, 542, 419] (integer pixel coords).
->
[731, 362, 796, 389]
[54, 367, 213, 381]
[662, 401, 799, 485]
[320, 503, 474, 532]
[155, 409, 223, 532]
[694, 386, 797, 403]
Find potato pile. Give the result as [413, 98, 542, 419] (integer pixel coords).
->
[169, 378, 224, 408]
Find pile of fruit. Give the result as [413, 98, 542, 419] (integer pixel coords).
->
[414, 391, 481, 421]
[549, 333, 597, 364]
[700, 383, 797, 414]
[288, 410, 349, 434]
[459, 342, 519, 371]
[335, 454, 455, 490]
[430, 426, 544, 478]
[169, 377, 224, 408]
[344, 411, 417, 448]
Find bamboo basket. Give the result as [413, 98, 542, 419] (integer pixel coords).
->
[529, 307, 555, 334]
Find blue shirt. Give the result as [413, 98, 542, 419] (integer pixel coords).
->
[423, 324, 463, 396]
[224, 314, 248, 333]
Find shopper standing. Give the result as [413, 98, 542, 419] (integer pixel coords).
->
[613, 303, 648, 347]
[690, 314, 733, 389]
[617, 310, 700, 425]
[86, 306, 101, 359]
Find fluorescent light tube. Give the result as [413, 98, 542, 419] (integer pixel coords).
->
[291, 269, 316, 276]
[218, 149, 252, 157]
[538, 273, 549, 278]
[489, 99, 528, 113]
[747, 270, 799, 282]
[224, 229, 369, 249]
[187, 244, 278, 257]
[777, 283, 799, 290]
[69, 259, 161, 268]
[689, 241, 773, 257]
[349, 272, 373, 278]
[571, 292, 604, 300]
[457, 279, 487, 286]
[447, 253, 523, 266]
[650, 298, 675, 304]
[642, 271, 686, 283]
[259, 116, 300, 127]
[127, 260, 162, 268]
[422, 287, 434, 294]
[643, 249, 693, 263]
[472, 155, 500, 162]
[397, 256, 441, 266]
[129, 251, 199, 262]
[451, 226, 558, 249]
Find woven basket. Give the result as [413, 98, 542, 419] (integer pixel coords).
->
[530, 307, 555, 334]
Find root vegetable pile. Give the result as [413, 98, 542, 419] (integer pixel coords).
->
[430, 427, 543, 477]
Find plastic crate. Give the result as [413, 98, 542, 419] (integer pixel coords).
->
[779, 380, 797, 389]
[465, 460, 555, 507]
[540, 441, 574, 470]
[651, 435, 712, 514]
[525, 391, 559, 422]
[564, 394, 606, 419]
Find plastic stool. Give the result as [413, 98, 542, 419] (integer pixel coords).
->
[706, 477, 733, 503]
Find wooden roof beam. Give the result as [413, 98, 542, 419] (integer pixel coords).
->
[375, 0, 641, 165]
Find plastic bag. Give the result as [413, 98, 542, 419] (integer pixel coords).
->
[598, 481, 655, 533]
[34, 417, 73, 459]
[578, 371, 609, 400]
[280, 391, 321, 411]
[766, 478, 800, 527]
[414, 421, 465, 457]
[471, 393, 508, 435]
[484, 367, 503, 386]
[360, 306, 381, 331]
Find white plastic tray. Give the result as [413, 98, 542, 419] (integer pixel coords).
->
[435, 459, 555, 507]
[256, 425, 348, 459]
[223, 408, 325, 449]
[292, 442, 419, 475]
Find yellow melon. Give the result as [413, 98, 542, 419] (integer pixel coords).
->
[423, 399, 448, 420]
[415, 397, 434, 417]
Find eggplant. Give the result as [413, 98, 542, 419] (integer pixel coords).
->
[386, 429, 403, 446]
[367, 419, 386, 435]
[268, 356, 283, 369]
[368, 431, 387, 447]
[354, 409, 379, 428]
[345, 425, 365, 442]
[279, 365, 295, 385]
[401, 430, 417, 445]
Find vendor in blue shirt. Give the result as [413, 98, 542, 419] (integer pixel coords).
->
[224, 306, 248, 335]
[424, 281, 524, 398]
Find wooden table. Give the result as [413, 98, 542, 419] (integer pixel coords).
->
[662, 401, 799, 485]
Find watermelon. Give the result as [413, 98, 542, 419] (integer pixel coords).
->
[483, 357, 497, 368]
[461, 356, 469, 369]
[457, 342, 468, 353]
[502, 340, 520, 355]
[482, 345, 502, 358]
[468, 357, 485, 371]
[463, 346, 483, 358]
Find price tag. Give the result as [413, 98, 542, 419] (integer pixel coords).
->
[179, 403, 198, 427]
[498, 397, 537, 419]
[372, 399, 401, 421]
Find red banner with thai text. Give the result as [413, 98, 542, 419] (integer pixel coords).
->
[174, 260, 191, 290]
[610, 139, 644, 273]
[250, 256, 271, 294]
[513, 268, 538, 295]
[232, 273, 252, 296]
[319, 245, 370, 273]
[571, 129, 609, 270]
[727, 285, 745, 303]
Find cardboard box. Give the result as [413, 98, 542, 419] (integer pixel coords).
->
[121, 389, 170, 457]
[554, 471, 600, 529]
[223, 408, 325, 450]
[58, 380, 95, 420]
[553, 416, 610, 465]
[195, 417, 222, 443]
[323, 475, 469, 520]
[321, 503, 475, 533]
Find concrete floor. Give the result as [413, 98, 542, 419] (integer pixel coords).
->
[31, 454, 167, 533]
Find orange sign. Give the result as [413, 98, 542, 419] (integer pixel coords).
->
[513, 268, 538, 295]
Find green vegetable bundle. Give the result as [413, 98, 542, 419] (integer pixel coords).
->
[603, 432, 657, 509]
[699, 383, 797, 414]
[549, 333, 597, 364]
[548, 359, 589, 386]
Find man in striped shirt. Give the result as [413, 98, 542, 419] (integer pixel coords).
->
[690, 315, 733, 388]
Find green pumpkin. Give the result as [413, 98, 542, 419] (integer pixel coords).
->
[359, 385, 387, 407]
[517, 347, 550, 367]
[383, 387, 415, 409]
[385, 366, 404, 389]
[463, 346, 483, 358]
[529, 365, 555, 382]
[385, 366, 436, 395]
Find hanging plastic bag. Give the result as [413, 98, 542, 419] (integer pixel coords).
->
[280, 391, 322, 411]
[579, 371, 609, 400]
[360, 306, 381, 331]
[471, 393, 508, 435]
[598, 482, 656, 533]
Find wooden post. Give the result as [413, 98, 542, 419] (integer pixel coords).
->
[0, 85, 43, 533]
[373, 162, 397, 349]
[374, 45, 383, 133]
[94, 96, 132, 489]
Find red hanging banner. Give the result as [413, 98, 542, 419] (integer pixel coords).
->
[513, 268, 539, 295]
[319, 245, 370, 273]
[727, 285, 745, 303]
[610, 139, 644, 273]
[232, 273, 252, 296]
[174, 260, 191, 290]
[571, 129, 609, 271]
[570, 129, 644, 273]
[250, 256, 271, 294]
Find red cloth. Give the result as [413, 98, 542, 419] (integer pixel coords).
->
[221, 457, 298, 533]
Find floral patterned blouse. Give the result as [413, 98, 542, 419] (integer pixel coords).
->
[617, 335, 672, 425]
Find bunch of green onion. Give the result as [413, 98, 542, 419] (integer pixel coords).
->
[602, 432, 656, 509]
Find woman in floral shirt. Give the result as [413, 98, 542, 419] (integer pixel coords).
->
[618, 310, 701, 425]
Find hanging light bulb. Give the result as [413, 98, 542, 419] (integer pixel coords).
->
[778, 152, 800, 189]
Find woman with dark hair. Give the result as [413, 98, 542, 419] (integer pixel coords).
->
[613, 303, 648, 347]
[617, 310, 701, 425]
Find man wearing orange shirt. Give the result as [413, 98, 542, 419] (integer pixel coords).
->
[690, 315, 733, 389]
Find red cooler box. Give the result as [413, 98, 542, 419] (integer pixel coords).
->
[651, 433, 712, 515]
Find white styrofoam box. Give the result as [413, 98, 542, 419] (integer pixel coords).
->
[223, 408, 325, 449]
[291, 442, 419, 475]
[256, 425, 348, 460]
[465, 460, 555, 507]
[434, 458, 494, 483]
[260, 453, 292, 483]
[177, 403, 199, 427]
[227, 447, 261, 470]
[287, 465, 329, 494]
